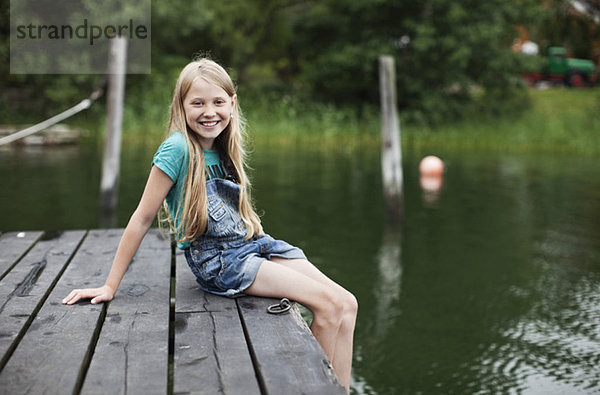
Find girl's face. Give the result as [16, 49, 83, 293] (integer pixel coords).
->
[183, 77, 236, 150]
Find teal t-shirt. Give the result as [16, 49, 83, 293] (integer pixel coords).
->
[203, 149, 227, 179]
[152, 132, 228, 249]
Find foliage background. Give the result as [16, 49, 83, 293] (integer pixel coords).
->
[0, 0, 598, 133]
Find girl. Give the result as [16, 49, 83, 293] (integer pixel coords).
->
[62, 57, 357, 392]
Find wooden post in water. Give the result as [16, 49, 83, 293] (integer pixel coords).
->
[100, 37, 127, 224]
[379, 55, 404, 221]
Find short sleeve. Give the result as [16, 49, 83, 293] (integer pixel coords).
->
[152, 132, 188, 183]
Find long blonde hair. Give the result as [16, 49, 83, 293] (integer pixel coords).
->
[161, 57, 263, 242]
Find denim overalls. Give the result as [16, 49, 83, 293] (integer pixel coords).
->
[184, 178, 306, 297]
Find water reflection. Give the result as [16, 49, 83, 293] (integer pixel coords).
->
[419, 174, 443, 207]
[423, 153, 600, 395]
[475, 277, 600, 393]
[0, 144, 101, 230]
[1, 142, 600, 395]
[373, 223, 403, 339]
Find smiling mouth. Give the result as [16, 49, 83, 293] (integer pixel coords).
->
[199, 120, 219, 127]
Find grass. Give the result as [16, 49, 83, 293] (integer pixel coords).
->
[244, 88, 600, 156]
[22, 86, 600, 156]
[242, 92, 381, 152]
[403, 88, 600, 156]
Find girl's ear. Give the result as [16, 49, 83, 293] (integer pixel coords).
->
[232, 94, 237, 108]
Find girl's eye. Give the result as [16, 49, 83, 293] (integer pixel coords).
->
[192, 101, 203, 106]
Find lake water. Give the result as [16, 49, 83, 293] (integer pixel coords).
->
[1, 139, 599, 394]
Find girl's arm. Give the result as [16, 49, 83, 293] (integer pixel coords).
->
[62, 166, 174, 305]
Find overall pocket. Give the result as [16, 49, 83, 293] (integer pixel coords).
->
[207, 194, 244, 236]
[208, 198, 227, 222]
[191, 248, 223, 282]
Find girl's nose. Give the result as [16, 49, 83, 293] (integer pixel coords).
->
[204, 104, 218, 116]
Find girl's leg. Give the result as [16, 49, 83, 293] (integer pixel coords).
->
[269, 257, 357, 389]
[244, 259, 357, 392]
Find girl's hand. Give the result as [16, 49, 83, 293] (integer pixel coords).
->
[62, 285, 115, 305]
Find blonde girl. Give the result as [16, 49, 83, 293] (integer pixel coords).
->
[62, 57, 358, 392]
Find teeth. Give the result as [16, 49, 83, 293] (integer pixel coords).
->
[201, 121, 218, 127]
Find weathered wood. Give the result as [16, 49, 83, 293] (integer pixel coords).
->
[0, 230, 86, 369]
[0, 229, 123, 394]
[174, 250, 260, 395]
[237, 297, 345, 394]
[80, 229, 172, 394]
[379, 55, 404, 220]
[175, 250, 235, 314]
[0, 124, 81, 146]
[0, 231, 44, 279]
[100, 36, 127, 218]
[0, 228, 345, 394]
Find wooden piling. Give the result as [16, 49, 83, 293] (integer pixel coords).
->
[100, 37, 127, 222]
[379, 55, 404, 221]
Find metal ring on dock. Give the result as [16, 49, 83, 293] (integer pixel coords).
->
[267, 298, 292, 314]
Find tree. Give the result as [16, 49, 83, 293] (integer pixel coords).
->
[534, 0, 600, 60]
[0, 0, 550, 126]
[291, 0, 541, 123]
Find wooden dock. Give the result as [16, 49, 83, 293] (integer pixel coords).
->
[0, 229, 344, 394]
[0, 124, 80, 146]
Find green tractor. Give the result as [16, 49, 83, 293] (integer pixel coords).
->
[524, 46, 598, 87]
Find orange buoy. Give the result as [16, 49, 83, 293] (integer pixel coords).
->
[419, 155, 444, 177]
[419, 156, 444, 206]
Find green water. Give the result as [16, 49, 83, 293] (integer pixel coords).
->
[1, 140, 599, 394]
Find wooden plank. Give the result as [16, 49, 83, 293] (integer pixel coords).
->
[0, 229, 122, 394]
[175, 250, 234, 314]
[174, 250, 260, 395]
[81, 229, 172, 394]
[0, 231, 44, 279]
[0, 230, 86, 369]
[237, 297, 345, 395]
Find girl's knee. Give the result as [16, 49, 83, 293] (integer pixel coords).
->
[340, 290, 358, 328]
[343, 290, 358, 317]
[312, 290, 342, 325]
[313, 288, 357, 328]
